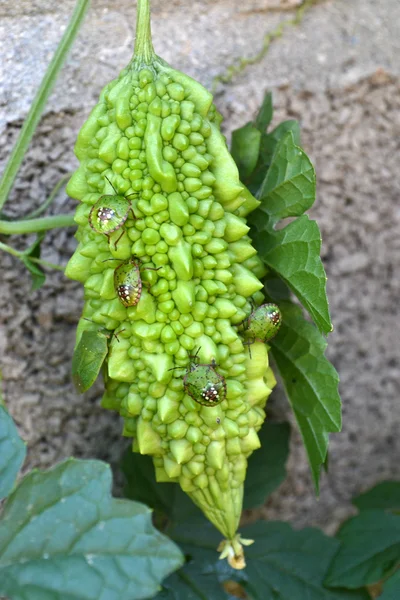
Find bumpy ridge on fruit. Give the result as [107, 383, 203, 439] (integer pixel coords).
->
[66, 6, 276, 568]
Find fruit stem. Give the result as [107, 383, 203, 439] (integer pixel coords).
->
[134, 0, 155, 65]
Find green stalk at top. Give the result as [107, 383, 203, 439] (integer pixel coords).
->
[133, 0, 156, 65]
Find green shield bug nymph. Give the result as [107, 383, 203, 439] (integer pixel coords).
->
[72, 325, 122, 393]
[242, 303, 282, 347]
[184, 358, 227, 407]
[114, 258, 142, 308]
[170, 349, 227, 407]
[88, 176, 136, 237]
[113, 257, 161, 307]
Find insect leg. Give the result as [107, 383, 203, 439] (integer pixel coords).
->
[112, 229, 125, 250]
[112, 328, 126, 343]
[243, 339, 254, 359]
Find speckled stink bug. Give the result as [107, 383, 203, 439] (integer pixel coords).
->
[88, 176, 136, 240]
[113, 257, 160, 307]
[242, 303, 282, 350]
[171, 349, 227, 407]
[72, 324, 123, 393]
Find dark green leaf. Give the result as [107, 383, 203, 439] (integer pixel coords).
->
[270, 301, 341, 491]
[21, 232, 46, 290]
[0, 405, 26, 500]
[380, 570, 400, 599]
[253, 215, 332, 334]
[255, 91, 273, 132]
[257, 131, 315, 225]
[326, 510, 400, 589]
[121, 448, 202, 523]
[259, 120, 301, 169]
[353, 482, 400, 513]
[161, 519, 230, 600]
[155, 564, 229, 600]
[0, 459, 184, 600]
[247, 120, 301, 195]
[244, 422, 290, 510]
[264, 275, 292, 301]
[231, 123, 262, 180]
[20, 257, 46, 290]
[241, 521, 369, 600]
[162, 520, 369, 600]
[121, 451, 231, 599]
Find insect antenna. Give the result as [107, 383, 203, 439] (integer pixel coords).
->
[190, 347, 201, 362]
[83, 317, 96, 325]
[142, 266, 162, 272]
[104, 175, 118, 195]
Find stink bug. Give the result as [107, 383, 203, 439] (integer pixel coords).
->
[88, 176, 136, 242]
[113, 257, 161, 307]
[242, 303, 282, 351]
[170, 349, 227, 407]
[72, 325, 123, 393]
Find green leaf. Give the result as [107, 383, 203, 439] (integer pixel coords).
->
[121, 448, 202, 523]
[231, 123, 261, 180]
[20, 232, 46, 290]
[244, 421, 290, 510]
[353, 482, 400, 513]
[165, 521, 369, 600]
[155, 564, 229, 599]
[241, 521, 369, 600]
[326, 510, 400, 589]
[259, 120, 301, 169]
[0, 459, 184, 600]
[0, 406, 26, 501]
[255, 91, 273, 132]
[155, 513, 229, 599]
[270, 301, 341, 491]
[253, 215, 332, 334]
[380, 570, 400, 599]
[163, 521, 368, 600]
[257, 130, 315, 225]
[247, 120, 301, 194]
[264, 275, 292, 301]
[121, 451, 229, 598]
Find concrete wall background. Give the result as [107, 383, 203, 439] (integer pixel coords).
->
[0, 0, 399, 533]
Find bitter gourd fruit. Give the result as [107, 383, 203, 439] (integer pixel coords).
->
[66, 0, 277, 568]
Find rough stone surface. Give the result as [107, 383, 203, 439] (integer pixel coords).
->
[0, 0, 399, 538]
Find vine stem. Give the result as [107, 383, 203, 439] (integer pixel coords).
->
[0, 0, 90, 211]
[24, 173, 71, 219]
[0, 241, 65, 272]
[133, 0, 155, 64]
[0, 214, 75, 235]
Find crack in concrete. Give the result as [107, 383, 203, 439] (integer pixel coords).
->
[211, 0, 330, 91]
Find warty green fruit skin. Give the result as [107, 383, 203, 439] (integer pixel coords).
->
[66, 54, 277, 546]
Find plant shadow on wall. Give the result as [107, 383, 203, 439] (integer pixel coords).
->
[0, 0, 399, 598]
